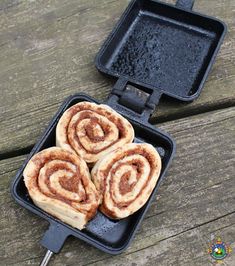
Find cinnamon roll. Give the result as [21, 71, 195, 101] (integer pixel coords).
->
[23, 147, 100, 229]
[91, 143, 162, 219]
[56, 102, 134, 164]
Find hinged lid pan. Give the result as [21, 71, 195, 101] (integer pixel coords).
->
[95, 0, 226, 105]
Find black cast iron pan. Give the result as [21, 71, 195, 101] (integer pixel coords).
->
[96, 0, 227, 105]
[11, 94, 175, 265]
[11, 0, 226, 265]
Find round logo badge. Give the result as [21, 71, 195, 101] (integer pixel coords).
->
[208, 237, 232, 261]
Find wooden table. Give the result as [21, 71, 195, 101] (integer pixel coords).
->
[0, 0, 234, 265]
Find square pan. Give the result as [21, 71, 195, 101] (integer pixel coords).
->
[11, 94, 175, 254]
[96, 0, 226, 101]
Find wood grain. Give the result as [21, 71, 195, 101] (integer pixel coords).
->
[90, 214, 235, 266]
[1, 107, 234, 265]
[0, 0, 234, 156]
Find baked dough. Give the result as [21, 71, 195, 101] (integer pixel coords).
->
[91, 143, 162, 219]
[23, 147, 100, 229]
[56, 102, 134, 164]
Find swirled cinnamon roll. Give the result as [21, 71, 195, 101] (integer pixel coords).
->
[56, 102, 134, 164]
[23, 147, 100, 229]
[91, 143, 162, 219]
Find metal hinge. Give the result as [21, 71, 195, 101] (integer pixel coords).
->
[107, 78, 162, 122]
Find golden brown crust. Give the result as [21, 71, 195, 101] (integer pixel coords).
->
[91, 143, 162, 219]
[23, 147, 100, 229]
[56, 102, 134, 164]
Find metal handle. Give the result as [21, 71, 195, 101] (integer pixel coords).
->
[176, 0, 195, 10]
[38, 222, 70, 265]
[40, 250, 54, 266]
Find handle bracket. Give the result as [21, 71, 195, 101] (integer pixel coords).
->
[40, 222, 70, 253]
[176, 0, 195, 10]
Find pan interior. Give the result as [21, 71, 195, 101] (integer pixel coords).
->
[98, 1, 223, 98]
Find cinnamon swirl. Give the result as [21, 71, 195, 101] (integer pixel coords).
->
[23, 147, 100, 229]
[56, 102, 134, 164]
[91, 143, 162, 219]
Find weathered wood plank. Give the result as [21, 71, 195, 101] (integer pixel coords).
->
[1, 107, 234, 265]
[0, 0, 235, 155]
[90, 213, 235, 266]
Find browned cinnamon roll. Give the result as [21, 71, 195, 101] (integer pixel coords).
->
[23, 147, 100, 229]
[91, 143, 162, 219]
[56, 102, 134, 164]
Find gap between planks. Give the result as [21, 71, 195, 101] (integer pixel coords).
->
[0, 104, 234, 161]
